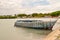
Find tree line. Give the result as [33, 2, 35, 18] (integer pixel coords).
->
[0, 11, 60, 19]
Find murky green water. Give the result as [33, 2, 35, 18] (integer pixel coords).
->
[0, 19, 52, 40]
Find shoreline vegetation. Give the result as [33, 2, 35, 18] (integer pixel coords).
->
[0, 11, 60, 19]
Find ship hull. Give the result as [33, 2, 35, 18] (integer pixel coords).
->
[14, 20, 56, 30]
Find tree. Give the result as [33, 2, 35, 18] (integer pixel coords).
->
[17, 14, 27, 18]
[50, 11, 60, 17]
[38, 13, 44, 17]
[32, 13, 38, 17]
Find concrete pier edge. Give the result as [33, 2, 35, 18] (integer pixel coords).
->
[44, 18, 60, 40]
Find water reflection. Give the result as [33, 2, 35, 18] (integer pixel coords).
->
[0, 19, 52, 40]
[15, 27, 51, 40]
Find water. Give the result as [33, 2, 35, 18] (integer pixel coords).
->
[0, 19, 52, 40]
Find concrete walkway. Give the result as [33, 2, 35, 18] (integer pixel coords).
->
[44, 19, 60, 40]
[44, 29, 60, 40]
[52, 19, 60, 30]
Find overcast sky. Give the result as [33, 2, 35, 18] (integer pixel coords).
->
[0, 0, 60, 15]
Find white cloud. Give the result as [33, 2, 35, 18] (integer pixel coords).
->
[0, 0, 60, 15]
[31, 2, 60, 13]
[22, 0, 60, 14]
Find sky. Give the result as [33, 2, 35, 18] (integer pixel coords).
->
[0, 0, 60, 15]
